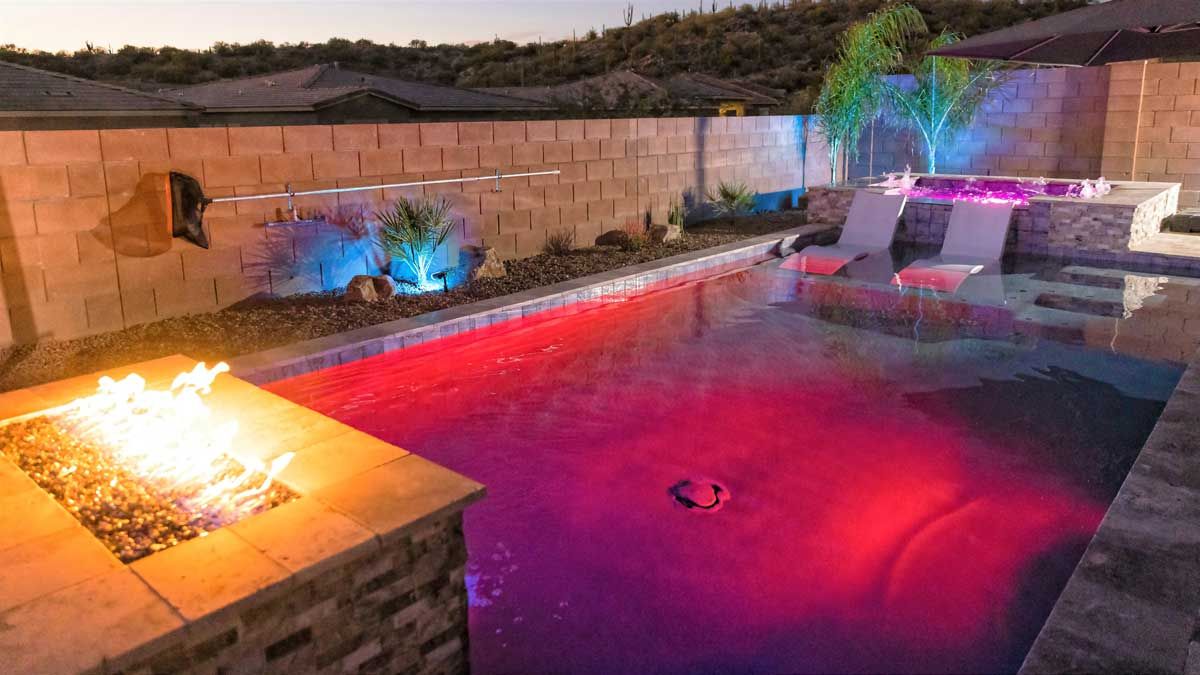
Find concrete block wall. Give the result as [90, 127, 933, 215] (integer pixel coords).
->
[852, 61, 1200, 208]
[852, 66, 1110, 182]
[0, 116, 816, 346]
[1100, 61, 1200, 207]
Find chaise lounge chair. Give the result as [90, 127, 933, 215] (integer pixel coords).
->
[781, 190, 907, 276]
[891, 200, 1015, 294]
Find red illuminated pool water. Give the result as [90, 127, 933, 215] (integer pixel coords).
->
[270, 261, 1179, 674]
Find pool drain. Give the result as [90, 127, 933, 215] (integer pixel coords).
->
[669, 479, 729, 512]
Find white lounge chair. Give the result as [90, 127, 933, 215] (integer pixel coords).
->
[891, 200, 1015, 294]
[781, 190, 907, 276]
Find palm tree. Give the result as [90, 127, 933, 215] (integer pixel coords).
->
[814, 4, 925, 184]
[884, 31, 1006, 174]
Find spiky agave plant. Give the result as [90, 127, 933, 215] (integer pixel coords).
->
[815, 4, 926, 184]
[885, 31, 1006, 174]
[706, 181, 757, 225]
[375, 196, 455, 291]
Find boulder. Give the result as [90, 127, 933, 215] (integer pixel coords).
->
[344, 275, 378, 303]
[595, 229, 632, 248]
[371, 274, 397, 299]
[646, 224, 682, 244]
[460, 245, 506, 280]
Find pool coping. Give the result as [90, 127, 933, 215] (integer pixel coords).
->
[1020, 347, 1200, 675]
[228, 225, 836, 384]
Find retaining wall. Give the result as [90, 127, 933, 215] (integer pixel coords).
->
[0, 116, 826, 346]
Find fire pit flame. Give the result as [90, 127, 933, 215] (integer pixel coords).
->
[61, 361, 294, 521]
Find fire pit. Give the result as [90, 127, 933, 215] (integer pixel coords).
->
[0, 356, 485, 674]
[0, 362, 295, 562]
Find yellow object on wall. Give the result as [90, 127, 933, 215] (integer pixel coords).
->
[718, 102, 746, 117]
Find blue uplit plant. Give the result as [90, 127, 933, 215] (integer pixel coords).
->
[885, 31, 1005, 174]
[815, 4, 925, 184]
[375, 196, 455, 292]
[706, 181, 757, 225]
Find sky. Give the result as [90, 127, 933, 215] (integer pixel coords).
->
[0, 0, 709, 52]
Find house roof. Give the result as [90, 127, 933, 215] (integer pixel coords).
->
[168, 63, 549, 112]
[479, 71, 781, 111]
[666, 73, 782, 106]
[0, 60, 196, 115]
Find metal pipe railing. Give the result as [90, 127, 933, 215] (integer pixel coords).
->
[209, 169, 560, 204]
[210, 169, 561, 226]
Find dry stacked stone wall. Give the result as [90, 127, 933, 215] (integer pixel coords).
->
[113, 514, 470, 675]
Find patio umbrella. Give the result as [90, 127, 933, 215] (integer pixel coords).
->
[927, 0, 1200, 181]
[927, 0, 1200, 67]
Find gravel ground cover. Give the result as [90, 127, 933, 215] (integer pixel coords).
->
[0, 212, 804, 393]
[0, 415, 295, 562]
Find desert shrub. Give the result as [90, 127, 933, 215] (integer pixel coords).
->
[544, 227, 576, 255]
[706, 181, 757, 224]
[668, 195, 687, 230]
[619, 221, 647, 251]
[375, 195, 455, 290]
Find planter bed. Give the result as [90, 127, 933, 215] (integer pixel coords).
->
[0, 213, 805, 393]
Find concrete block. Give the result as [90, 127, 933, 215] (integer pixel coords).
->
[359, 149, 406, 177]
[332, 124, 378, 151]
[260, 153, 315, 183]
[0, 165, 70, 200]
[0, 132, 26, 166]
[283, 125, 334, 153]
[33, 196, 108, 234]
[24, 131, 101, 165]
[419, 123, 458, 147]
[100, 129, 170, 162]
[203, 156, 261, 188]
[153, 278, 217, 318]
[442, 146, 479, 171]
[167, 127, 229, 159]
[492, 121, 526, 145]
[458, 122, 493, 146]
[402, 147, 442, 173]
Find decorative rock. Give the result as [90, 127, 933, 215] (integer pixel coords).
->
[371, 275, 397, 299]
[595, 229, 632, 248]
[646, 224, 682, 244]
[460, 245, 506, 280]
[345, 275, 379, 303]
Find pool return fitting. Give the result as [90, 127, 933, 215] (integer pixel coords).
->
[166, 168, 562, 249]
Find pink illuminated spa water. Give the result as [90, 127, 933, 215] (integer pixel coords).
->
[884, 177, 1079, 206]
[271, 261, 1177, 674]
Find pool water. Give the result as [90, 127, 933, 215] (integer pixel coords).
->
[270, 260, 1181, 674]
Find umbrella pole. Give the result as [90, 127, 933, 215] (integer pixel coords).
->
[1131, 59, 1149, 181]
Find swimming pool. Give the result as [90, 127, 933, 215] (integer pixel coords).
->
[270, 256, 1184, 674]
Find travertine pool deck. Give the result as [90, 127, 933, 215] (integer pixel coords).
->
[0, 355, 484, 674]
[1021, 347, 1200, 675]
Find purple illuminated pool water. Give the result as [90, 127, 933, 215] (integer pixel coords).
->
[880, 176, 1080, 206]
[271, 260, 1179, 674]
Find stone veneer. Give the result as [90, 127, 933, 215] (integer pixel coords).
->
[806, 178, 1181, 260]
[0, 355, 484, 675]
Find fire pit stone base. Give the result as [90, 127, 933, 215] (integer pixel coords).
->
[0, 356, 484, 675]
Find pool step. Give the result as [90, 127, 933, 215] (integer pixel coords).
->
[1163, 209, 1200, 232]
[1162, 208, 1200, 233]
[1034, 292, 1127, 318]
